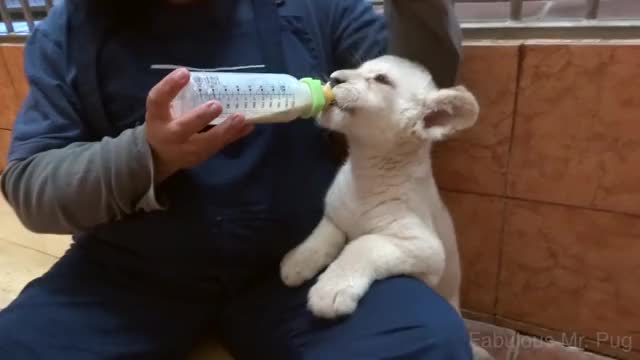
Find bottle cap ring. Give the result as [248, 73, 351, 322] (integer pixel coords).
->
[300, 77, 331, 118]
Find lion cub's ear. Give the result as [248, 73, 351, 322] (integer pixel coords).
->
[414, 85, 480, 141]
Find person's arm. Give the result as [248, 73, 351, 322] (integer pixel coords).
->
[328, 0, 387, 71]
[385, 0, 463, 87]
[1, 128, 162, 235]
[0, 5, 164, 235]
[2, 5, 251, 235]
[329, 0, 462, 88]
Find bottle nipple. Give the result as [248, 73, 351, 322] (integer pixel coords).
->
[323, 84, 335, 105]
[300, 78, 335, 118]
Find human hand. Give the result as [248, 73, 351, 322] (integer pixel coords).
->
[144, 68, 253, 182]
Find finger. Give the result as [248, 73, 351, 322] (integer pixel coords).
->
[193, 114, 253, 153]
[169, 100, 223, 139]
[146, 68, 190, 122]
[239, 123, 254, 137]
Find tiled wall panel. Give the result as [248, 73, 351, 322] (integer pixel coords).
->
[1, 45, 27, 100]
[442, 191, 505, 314]
[498, 200, 640, 352]
[508, 43, 640, 216]
[0, 46, 19, 130]
[0, 129, 9, 170]
[433, 42, 519, 196]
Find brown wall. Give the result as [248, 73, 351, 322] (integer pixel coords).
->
[1, 40, 639, 358]
[435, 40, 640, 359]
[0, 44, 25, 171]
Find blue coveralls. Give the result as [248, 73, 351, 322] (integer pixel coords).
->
[0, 0, 473, 359]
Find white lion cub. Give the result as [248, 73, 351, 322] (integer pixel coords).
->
[280, 55, 492, 359]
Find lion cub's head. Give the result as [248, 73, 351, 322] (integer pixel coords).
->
[318, 55, 479, 149]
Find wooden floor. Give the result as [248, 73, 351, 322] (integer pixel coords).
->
[0, 193, 70, 308]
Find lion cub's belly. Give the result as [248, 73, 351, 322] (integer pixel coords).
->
[324, 175, 360, 236]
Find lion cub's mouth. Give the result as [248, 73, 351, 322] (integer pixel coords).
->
[328, 88, 356, 114]
[329, 100, 354, 114]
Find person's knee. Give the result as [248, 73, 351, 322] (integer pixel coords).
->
[305, 309, 473, 360]
[409, 283, 473, 359]
[0, 308, 40, 360]
[303, 277, 474, 359]
[418, 314, 473, 359]
[367, 303, 472, 359]
[372, 276, 472, 359]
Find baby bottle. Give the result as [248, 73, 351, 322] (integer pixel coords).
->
[171, 71, 335, 125]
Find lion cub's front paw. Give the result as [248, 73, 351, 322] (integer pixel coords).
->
[307, 271, 368, 319]
[280, 245, 324, 287]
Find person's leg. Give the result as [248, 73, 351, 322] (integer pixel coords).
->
[218, 274, 473, 360]
[0, 244, 218, 360]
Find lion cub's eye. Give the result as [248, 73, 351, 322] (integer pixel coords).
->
[373, 73, 393, 87]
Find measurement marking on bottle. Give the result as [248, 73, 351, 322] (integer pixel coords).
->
[191, 78, 296, 114]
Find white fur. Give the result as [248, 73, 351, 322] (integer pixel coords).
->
[280, 55, 492, 359]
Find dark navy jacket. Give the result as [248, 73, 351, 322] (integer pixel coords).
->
[5, 0, 457, 296]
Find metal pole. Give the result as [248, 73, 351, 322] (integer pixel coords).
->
[0, 0, 13, 33]
[18, 0, 34, 31]
[586, 0, 600, 20]
[510, 0, 524, 21]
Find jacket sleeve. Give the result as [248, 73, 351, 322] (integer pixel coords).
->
[330, 0, 463, 87]
[328, 0, 388, 70]
[385, 0, 463, 87]
[1, 4, 164, 235]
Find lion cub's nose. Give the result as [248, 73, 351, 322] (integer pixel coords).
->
[329, 75, 346, 88]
